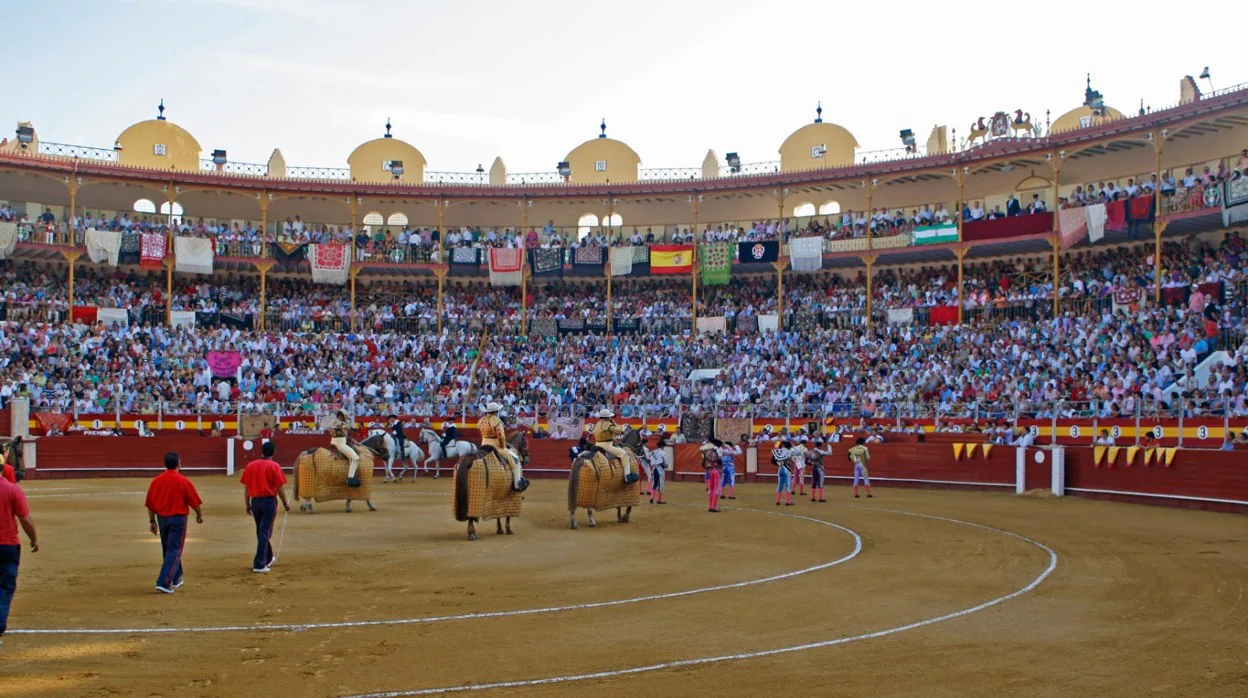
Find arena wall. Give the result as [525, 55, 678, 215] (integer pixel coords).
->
[24, 435, 1248, 514]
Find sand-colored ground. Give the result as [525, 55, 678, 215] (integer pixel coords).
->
[2, 476, 1246, 697]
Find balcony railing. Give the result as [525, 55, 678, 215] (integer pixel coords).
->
[37, 141, 119, 162]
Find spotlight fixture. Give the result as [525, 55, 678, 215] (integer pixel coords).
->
[557, 161, 571, 177]
[726, 152, 741, 173]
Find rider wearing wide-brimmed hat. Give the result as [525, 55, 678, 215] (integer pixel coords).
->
[592, 408, 638, 483]
[478, 402, 526, 491]
[329, 409, 362, 487]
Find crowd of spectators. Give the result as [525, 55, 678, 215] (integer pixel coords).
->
[0, 230, 1244, 426]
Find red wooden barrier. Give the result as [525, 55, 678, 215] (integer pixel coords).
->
[24, 435, 1248, 514]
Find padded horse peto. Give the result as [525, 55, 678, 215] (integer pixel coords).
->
[293, 445, 377, 513]
[452, 445, 523, 541]
[567, 447, 641, 528]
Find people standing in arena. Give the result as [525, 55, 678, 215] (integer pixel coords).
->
[773, 441, 794, 506]
[646, 438, 667, 504]
[720, 438, 743, 500]
[808, 437, 831, 502]
[144, 452, 203, 594]
[701, 439, 723, 513]
[240, 441, 289, 574]
[848, 438, 872, 499]
[0, 470, 37, 645]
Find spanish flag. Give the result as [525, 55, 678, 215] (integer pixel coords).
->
[650, 245, 695, 274]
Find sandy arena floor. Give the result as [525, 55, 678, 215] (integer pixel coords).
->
[2, 476, 1246, 697]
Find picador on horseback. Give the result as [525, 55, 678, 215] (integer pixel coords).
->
[477, 402, 528, 492]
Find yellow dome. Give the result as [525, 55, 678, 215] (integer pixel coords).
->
[115, 110, 202, 171]
[778, 108, 858, 171]
[1052, 104, 1125, 133]
[562, 121, 641, 184]
[1051, 75, 1125, 133]
[347, 121, 428, 183]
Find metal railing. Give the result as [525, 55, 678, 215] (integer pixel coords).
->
[37, 141, 119, 162]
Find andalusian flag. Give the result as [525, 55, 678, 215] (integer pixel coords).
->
[912, 222, 958, 245]
[700, 243, 731, 286]
[650, 244, 694, 274]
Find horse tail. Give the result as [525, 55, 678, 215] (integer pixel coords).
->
[567, 456, 583, 513]
[453, 456, 474, 522]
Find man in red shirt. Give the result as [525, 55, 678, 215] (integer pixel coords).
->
[240, 442, 289, 573]
[144, 452, 203, 594]
[0, 474, 38, 645]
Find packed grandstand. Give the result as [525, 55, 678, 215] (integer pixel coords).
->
[1, 80, 1247, 436]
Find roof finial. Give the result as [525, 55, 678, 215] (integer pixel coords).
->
[1139, 98, 1146, 116]
[384, 118, 392, 138]
[599, 118, 607, 139]
[815, 102, 823, 124]
[157, 99, 166, 121]
[1086, 73, 1091, 90]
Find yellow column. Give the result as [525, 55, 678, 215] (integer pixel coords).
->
[167, 184, 176, 230]
[773, 260, 786, 319]
[1050, 237, 1061, 318]
[437, 197, 446, 262]
[691, 196, 699, 326]
[349, 266, 360, 332]
[348, 196, 359, 266]
[164, 258, 174, 327]
[521, 266, 529, 334]
[955, 169, 965, 242]
[863, 255, 876, 328]
[954, 246, 968, 324]
[866, 181, 875, 250]
[1050, 153, 1062, 318]
[63, 250, 81, 319]
[255, 260, 272, 331]
[434, 264, 448, 333]
[66, 178, 77, 247]
[259, 192, 269, 257]
[1153, 132, 1164, 305]
[605, 265, 613, 335]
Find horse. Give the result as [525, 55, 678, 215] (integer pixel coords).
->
[2, 436, 23, 482]
[292, 442, 378, 513]
[567, 439, 642, 529]
[451, 431, 529, 541]
[361, 433, 427, 483]
[420, 427, 476, 477]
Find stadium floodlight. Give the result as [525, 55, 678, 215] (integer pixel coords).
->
[16, 125, 33, 148]
[726, 152, 741, 173]
[390, 160, 404, 179]
[557, 161, 571, 177]
[212, 149, 227, 166]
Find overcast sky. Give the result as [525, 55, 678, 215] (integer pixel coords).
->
[12, 0, 1242, 175]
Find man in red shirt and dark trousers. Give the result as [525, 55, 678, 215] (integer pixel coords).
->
[240, 441, 289, 573]
[144, 453, 203, 594]
[0, 472, 38, 646]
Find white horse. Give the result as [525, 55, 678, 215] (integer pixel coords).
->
[420, 428, 476, 477]
[362, 433, 427, 483]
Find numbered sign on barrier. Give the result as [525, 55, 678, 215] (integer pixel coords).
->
[92, 419, 103, 429]
[1152, 425, 1164, 439]
[214, 420, 225, 431]
[1197, 425, 1209, 440]
[1111, 426, 1122, 439]
[1069, 425, 1080, 438]
[1028, 426, 1039, 437]
[133, 420, 145, 432]
[174, 420, 186, 431]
